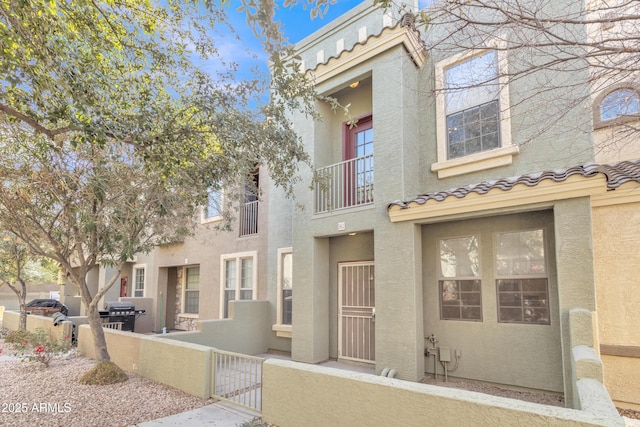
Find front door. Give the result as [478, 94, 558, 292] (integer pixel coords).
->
[338, 261, 375, 363]
[343, 115, 373, 207]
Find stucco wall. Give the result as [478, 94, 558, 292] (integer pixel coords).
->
[422, 210, 563, 392]
[262, 358, 623, 427]
[592, 201, 640, 408]
[2, 311, 73, 345]
[159, 300, 271, 356]
[77, 324, 212, 399]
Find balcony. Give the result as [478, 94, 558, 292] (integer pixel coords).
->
[239, 200, 258, 236]
[314, 154, 374, 214]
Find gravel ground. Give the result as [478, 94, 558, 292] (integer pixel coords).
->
[1, 328, 638, 426]
[0, 338, 214, 427]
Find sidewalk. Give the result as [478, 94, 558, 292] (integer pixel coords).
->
[134, 401, 260, 427]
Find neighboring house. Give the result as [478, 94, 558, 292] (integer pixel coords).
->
[283, 0, 640, 410]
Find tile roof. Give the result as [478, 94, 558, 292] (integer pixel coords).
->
[387, 159, 640, 210]
[305, 16, 424, 73]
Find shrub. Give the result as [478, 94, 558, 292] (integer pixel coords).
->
[79, 361, 128, 385]
[6, 328, 71, 367]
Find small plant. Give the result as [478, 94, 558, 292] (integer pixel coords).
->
[79, 361, 128, 385]
[240, 417, 276, 427]
[5, 328, 71, 367]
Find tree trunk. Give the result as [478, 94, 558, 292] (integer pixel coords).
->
[19, 302, 26, 330]
[87, 302, 110, 362]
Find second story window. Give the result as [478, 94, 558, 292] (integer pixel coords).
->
[444, 50, 500, 159]
[203, 188, 222, 222]
[433, 45, 517, 178]
[600, 88, 639, 122]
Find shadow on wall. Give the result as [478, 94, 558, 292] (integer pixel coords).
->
[156, 300, 272, 356]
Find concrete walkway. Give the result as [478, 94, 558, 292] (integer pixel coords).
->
[134, 402, 259, 427]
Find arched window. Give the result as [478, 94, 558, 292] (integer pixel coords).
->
[600, 88, 639, 121]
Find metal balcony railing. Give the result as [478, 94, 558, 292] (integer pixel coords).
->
[314, 154, 374, 214]
[239, 200, 258, 236]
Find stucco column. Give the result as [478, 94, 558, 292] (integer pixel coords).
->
[374, 221, 424, 381]
[554, 197, 597, 407]
[292, 237, 330, 363]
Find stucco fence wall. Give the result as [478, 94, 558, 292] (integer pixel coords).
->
[76, 324, 213, 398]
[262, 359, 621, 427]
[158, 300, 271, 355]
[262, 307, 624, 427]
[2, 310, 75, 346]
[77, 300, 272, 398]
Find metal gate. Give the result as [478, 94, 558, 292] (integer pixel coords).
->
[338, 261, 375, 363]
[212, 349, 264, 412]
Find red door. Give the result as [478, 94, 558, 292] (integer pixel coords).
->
[343, 115, 373, 207]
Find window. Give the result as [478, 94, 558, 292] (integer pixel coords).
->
[433, 47, 517, 178]
[202, 188, 222, 222]
[239, 168, 259, 236]
[600, 88, 639, 121]
[439, 236, 482, 321]
[445, 51, 500, 159]
[277, 248, 293, 325]
[495, 229, 549, 325]
[133, 265, 145, 297]
[220, 252, 257, 318]
[183, 266, 200, 314]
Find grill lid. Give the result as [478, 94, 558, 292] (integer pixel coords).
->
[104, 301, 136, 311]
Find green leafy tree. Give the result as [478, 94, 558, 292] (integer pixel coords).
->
[0, 0, 320, 365]
[0, 232, 57, 330]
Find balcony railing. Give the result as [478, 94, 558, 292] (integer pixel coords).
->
[239, 200, 258, 236]
[314, 154, 374, 214]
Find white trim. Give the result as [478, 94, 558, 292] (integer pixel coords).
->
[219, 251, 258, 318]
[272, 247, 293, 337]
[434, 43, 516, 178]
[132, 264, 146, 298]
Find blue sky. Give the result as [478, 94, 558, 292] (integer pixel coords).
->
[213, 1, 429, 93]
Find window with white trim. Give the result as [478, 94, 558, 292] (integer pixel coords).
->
[445, 51, 500, 159]
[495, 229, 549, 325]
[277, 248, 293, 326]
[220, 252, 257, 318]
[133, 265, 146, 297]
[439, 236, 482, 321]
[183, 266, 200, 314]
[433, 46, 516, 178]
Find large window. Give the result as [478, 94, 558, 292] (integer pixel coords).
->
[220, 252, 257, 318]
[434, 46, 516, 178]
[444, 51, 500, 159]
[439, 236, 482, 321]
[495, 229, 549, 324]
[183, 266, 200, 314]
[133, 265, 145, 297]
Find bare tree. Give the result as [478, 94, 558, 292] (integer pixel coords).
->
[376, 0, 640, 158]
